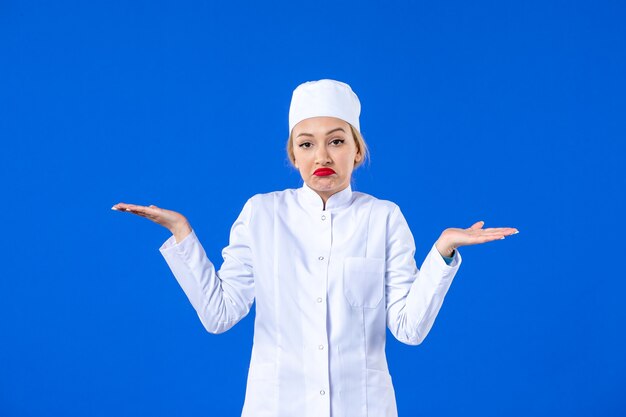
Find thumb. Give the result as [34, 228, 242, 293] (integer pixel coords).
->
[469, 220, 485, 230]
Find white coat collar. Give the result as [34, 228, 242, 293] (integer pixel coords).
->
[298, 182, 353, 211]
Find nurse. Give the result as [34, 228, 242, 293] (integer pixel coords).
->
[112, 79, 518, 417]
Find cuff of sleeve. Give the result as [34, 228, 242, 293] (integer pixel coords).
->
[431, 242, 462, 270]
[159, 228, 197, 255]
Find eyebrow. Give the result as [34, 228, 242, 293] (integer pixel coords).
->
[295, 127, 346, 138]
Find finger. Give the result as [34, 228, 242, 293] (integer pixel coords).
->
[469, 221, 485, 230]
[124, 208, 156, 219]
[467, 229, 504, 236]
[111, 203, 159, 218]
[463, 233, 507, 243]
[483, 227, 519, 235]
[123, 206, 152, 217]
[112, 202, 138, 211]
[455, 235, 503, 247]
[475, 235, 506, 244]
[111, 202, 128, 211]
[124, 204, 151, 212]
[126, 205, 163, 220]
[473, 234, 506, 242]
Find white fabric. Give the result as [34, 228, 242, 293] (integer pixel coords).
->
[159, 184, 461, 417]
[288, 79, 361, 134]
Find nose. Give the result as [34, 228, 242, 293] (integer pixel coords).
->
[315, 145, 332, 165]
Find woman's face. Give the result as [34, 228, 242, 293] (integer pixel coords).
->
[291, 116, 362, 203]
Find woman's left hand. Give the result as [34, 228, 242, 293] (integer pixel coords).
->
[435, 221, 518, 257]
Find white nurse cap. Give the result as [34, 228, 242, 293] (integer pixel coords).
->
[288, 79, 361, 134]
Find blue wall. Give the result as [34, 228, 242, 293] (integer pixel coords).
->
[1, 1, 624, 416]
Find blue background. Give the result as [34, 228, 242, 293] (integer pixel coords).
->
[1, 1, 625, 416]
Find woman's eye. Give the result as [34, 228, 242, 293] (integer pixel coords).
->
[298, 142, 312, 148]
[330, 138, 345, 146]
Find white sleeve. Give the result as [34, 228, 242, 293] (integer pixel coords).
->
[159, 199, 255, 334]
[385, 206, 461, 345]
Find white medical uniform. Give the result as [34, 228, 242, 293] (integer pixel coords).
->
[159, 183, 461, 417]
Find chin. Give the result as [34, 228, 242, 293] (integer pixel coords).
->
[310, 179, 337, 189]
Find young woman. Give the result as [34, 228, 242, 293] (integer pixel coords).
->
[112, 79, 518, 417]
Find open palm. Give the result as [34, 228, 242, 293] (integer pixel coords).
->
[438, 221, 518, 255]
[111, 202, 190, 236]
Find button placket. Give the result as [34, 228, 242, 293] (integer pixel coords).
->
[317, 211, 331, 264]
[309, 208, 331, 413]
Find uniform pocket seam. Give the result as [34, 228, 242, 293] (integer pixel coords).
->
[343, 257, 385, 308]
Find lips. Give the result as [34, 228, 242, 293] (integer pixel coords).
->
[313, 168, 336, 177]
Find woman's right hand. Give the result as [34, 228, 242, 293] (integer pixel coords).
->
[111, 202, 192, 243]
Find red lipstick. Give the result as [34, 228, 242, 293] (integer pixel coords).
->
[313, 168, 336, 177]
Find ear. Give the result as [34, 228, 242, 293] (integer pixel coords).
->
[354, 151, 363, 164]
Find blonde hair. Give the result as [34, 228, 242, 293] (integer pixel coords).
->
[286, 123, 369, 168]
